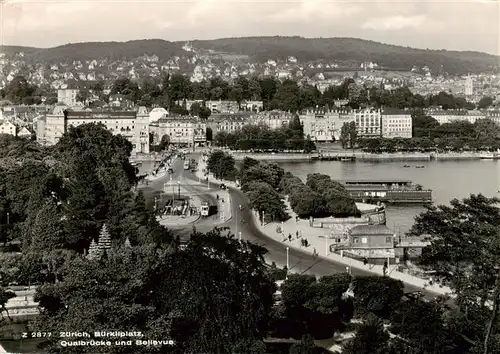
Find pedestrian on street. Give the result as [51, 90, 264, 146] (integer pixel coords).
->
[296, 230, 299, 238]
[313, 247, 317, 256]
[216, 194, 219, 200]
[288, 233, 292, 242]
[304, 239, 308, 247]
[301, 239, 305, 247]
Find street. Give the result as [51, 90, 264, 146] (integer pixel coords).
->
[142, 151, 439, 298]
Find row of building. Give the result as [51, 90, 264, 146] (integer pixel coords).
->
[21, 103, 500, 157]
[35, 106, 415, 155]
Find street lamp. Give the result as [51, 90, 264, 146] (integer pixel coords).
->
[286, 246, 290, 278]
[177, 180, 181, 199]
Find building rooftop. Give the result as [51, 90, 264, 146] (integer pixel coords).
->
[350, 224, 394, 236]
[66, 111, 137, 118]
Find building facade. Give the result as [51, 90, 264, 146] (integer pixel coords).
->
[57, 89, 79, 106]
[206, 113, 249, 135]
[149, 116, 206, 146]
[381, 113, 413, 138]
[300, 109, 355, 142]
[206, 100, 239, 114]
[44, 106, 150, 154]
[355, 109, 382, 138]
[241, 100, 264, 112]
[249, 111, 293, 130]
[427, 109, 486, 124]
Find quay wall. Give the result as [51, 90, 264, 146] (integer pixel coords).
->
[228, 150, 485, 162]
[230, 152, 316, 161]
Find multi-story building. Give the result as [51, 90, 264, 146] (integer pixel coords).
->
[355, 108, 382, 138]
[57, 89, 79, 106]
[206, 113, 250, 135]
[381, 113, 413, 139]
[206, 100, 239, 114]
[300, 109, 355, 142]
[241, 100, 264, 112]
[427, 109, 486, 124]
[44, 106, 150, 154]
[149, 116, 206, 146]
[249, 110, 293, 130]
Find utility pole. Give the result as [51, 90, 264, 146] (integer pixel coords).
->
[171, 176, 174, 214]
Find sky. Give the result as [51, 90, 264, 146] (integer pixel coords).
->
[0, 0, 499, 55]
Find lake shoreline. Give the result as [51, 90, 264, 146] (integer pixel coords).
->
[229, 151, 490, 162]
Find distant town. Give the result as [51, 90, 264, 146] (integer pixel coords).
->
[0, 38, 498, 155]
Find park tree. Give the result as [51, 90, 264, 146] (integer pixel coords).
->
[351, 276, 404, 319]
[342, 315, 390, 354]
[205, 127, 213, 141]
[158, 134, 170, 151]
[477, 96, 494, 109]
[76, 89, 89, 105]
[245, 181, 287, 222]
[288, 335, 318, 354]
[3, 75, 36, 104]
[390, 300, 450, 353]
[408, 194, 500, 353]
[339, 122, 357, 149]
[206, 150, 237, 180]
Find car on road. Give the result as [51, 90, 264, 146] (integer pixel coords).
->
[220, 183, 227, 190]
[167, 168, 174, 174]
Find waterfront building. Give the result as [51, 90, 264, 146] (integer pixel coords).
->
[354, 108, 382, 138]
[342, 224, 396, 262]
[206, 113, 249, 135]
[381, 112, 412, 138]
[299, 108, 355, 142]
[426, 109, 486, 124]
[44, 106, 150, 154]
[149, 115, 206, 146]
[249, 110, 293, 130]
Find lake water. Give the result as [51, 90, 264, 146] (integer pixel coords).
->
[278, 160, 500, 235]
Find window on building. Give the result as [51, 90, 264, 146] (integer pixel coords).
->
[361, 237, 368, 244]
[353, 237, 359, 244]
[386, 236, 393, 244]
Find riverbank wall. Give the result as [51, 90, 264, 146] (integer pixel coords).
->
[230, 152, 316, 161]
[228, 150, 486, 162]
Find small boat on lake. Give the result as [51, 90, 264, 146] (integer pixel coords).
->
[415, 165, 425, 168]
[403, 165, 411, 168]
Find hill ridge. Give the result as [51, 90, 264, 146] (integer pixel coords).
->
[2, 36, 498, 75]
